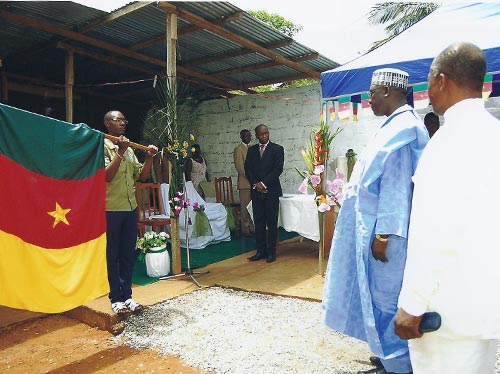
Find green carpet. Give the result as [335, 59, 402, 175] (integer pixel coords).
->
[132, 228, 298, 286]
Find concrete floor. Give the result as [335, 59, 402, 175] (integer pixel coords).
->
[0, 236, 326, 334]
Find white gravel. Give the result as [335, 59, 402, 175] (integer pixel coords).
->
[115, 286, 500, 373]
[115, 286, 373, 374]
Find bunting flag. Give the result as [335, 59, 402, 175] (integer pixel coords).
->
[338, 96, 352, 120]
[329, 100, 336, 121]
[0, 103, 109, 313]
[412, 83, 429, 110]
[359, 92, 374, 117]
[321, 101, 327, 122]
[352, 102, 358, 122]
[483, 73, 493, 100]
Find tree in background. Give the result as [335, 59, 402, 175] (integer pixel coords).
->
[248, 10, 302, 37]
[245, 10, 316, 90]
[368, 2, 439, 51]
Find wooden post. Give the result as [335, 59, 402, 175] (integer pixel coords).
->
[65, 50, 74, 123]
[166, 12, 182, 274]
[170, 216, 182, 274]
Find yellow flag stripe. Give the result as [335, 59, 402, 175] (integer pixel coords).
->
[0, 231, 109, 313]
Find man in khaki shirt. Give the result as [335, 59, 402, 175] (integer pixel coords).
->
[103, 110, 157, 315]
[233, 129, 254, 236]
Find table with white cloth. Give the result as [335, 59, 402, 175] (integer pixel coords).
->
[248, 194, 335, 275]
[278, 194, 320, 242]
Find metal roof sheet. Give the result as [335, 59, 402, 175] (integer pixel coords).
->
[0, 1, 339, 104]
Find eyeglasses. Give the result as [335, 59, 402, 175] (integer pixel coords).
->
[110, 118, 128, 124]
[369, 87, 386, 98]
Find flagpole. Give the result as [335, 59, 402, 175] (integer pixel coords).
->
[104, 134, 158, 154]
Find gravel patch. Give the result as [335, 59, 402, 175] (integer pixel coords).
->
[114, 286, 372, 374]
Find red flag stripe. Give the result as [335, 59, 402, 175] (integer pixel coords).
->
[0, 154, 106, 249]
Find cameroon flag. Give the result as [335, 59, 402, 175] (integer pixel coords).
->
[0, 103, 109, 313]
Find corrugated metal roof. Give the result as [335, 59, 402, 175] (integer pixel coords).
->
[0, 1, 339, 104]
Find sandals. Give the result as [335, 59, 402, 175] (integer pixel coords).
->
[111, 301, 129, 315]
[125, 298, 144, 313]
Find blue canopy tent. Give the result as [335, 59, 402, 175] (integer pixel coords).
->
[321, 3, 500, 107]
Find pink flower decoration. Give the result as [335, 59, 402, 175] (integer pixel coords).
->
[193, 202, 199, 209]
[327, 179, 342, 194]
[174, 206, 182, 215]
[298, 178, 308, 194]
[313, 165, 324, 175]
[318, 202, 331, 212]
[336, 191, 344, 203]
[335, 168, 345, 181]
[311, 174, 321, 187]
[326, 195, 338, 205]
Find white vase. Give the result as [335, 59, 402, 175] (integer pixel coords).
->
[145, 245, 170, 277]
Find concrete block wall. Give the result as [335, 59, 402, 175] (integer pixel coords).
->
[189, 84, 380, 195]
[189, 84, 500, 196]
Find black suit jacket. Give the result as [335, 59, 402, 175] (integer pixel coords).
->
[244, 141, 284, 198]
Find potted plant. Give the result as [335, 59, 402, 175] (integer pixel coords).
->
[137, 231, 171, 277]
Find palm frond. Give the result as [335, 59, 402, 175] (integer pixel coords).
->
[368, 2, 439, 37]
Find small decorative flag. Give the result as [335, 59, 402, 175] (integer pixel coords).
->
[352, 102, 358, 122]
[360, 92, 373, 117]
[329, 100, 336, 121]
[412, 83, 429, 110]
[483, 73, 493, 100]
[338, 96, 352, 120]
[321, 101, 327, 122]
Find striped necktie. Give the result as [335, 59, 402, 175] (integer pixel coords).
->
[259, 143, 266, 157]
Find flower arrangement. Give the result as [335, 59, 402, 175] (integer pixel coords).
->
[296, 121, 345, 212]
[192, 202, 204, 212]
[169, 191, 187, 217]
[136, 231, 170, 261]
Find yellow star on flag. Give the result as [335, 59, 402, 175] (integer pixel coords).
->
[47, 202, 71, 228]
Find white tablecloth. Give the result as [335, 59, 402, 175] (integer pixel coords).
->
[279, 194, 320, 242]
[248, 194, 320, 242]
[160, 182, 231, 249]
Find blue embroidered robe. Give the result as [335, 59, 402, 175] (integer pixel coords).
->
[323, 105, 429, 370]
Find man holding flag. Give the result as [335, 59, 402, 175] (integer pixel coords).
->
[103, 110, 157, 315]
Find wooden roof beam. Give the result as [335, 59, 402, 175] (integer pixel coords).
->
[211, 53, 320, 78]
[0, 9, 241, 91]
[77, 1, 155, 33]
[182, 40, 294, 68]
[128, 11, 244, 52]
[56, 42, 235, 99]
[158, 2, 320, 79]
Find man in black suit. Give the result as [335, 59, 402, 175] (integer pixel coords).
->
[244, 124, 284, 263]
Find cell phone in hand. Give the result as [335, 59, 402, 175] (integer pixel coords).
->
[418, 312, 441, 333]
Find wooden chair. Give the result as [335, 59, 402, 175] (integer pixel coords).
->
[214, 177, 241, 237]
[135, 182, 170, 236]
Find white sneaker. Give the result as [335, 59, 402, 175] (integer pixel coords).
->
[124, 298, 144, 313]
[111, 301, 129, 315]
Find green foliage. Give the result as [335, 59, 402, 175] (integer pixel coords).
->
[140, 77, 199, 204]
[248, 10, 302, 37]
[367, 2, 439, 50]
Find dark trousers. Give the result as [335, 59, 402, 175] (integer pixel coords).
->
[106, 209, 138, 303]
[251, 193, 279, 256]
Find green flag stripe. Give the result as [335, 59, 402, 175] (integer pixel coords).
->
[412, 83, 428, 92]
[0, 103, 103, 180]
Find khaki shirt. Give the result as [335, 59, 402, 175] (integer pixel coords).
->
[104, 138, 142, 211]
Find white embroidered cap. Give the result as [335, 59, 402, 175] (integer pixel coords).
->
[371, 68, 409, 89]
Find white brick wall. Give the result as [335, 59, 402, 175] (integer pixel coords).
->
[190, 84, 500, 195]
